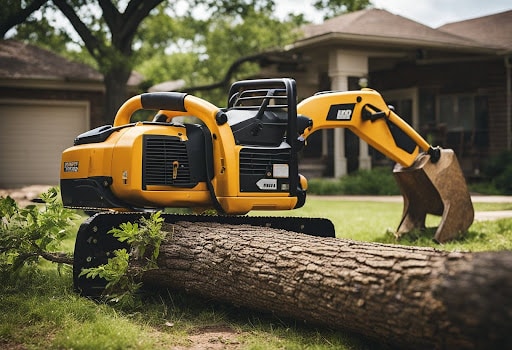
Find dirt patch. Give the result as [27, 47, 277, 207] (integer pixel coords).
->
[0, 340, 27, 350]
[0, 185, 52, 207]
[172, 325, 242, 350]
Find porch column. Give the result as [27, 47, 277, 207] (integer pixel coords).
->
[359, 140, 371, 170]
[328, 50, 371, 176]
[329, 73, 348, 177]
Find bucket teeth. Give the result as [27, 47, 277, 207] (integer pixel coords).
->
[393, 149, 474, 243]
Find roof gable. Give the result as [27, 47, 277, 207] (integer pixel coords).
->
[438, 10, 512, 50]
[299, 8, 499, 50]
[0, 39, 102, 81]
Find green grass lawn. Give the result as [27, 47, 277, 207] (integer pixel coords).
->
[2, 198, 512, 349]
[255, 197, 512, 251]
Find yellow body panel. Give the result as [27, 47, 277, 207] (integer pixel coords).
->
[218, 196, 298, 214]
[61, 130, 121, 179]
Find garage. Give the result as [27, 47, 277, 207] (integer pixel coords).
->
[0, 100, 89, 188]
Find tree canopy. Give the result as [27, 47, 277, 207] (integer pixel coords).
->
[134, 6, 305, 104]
[3, 0, 373, 119]
[313, 0, 372, 19]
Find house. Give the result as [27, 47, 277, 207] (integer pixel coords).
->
[256, 9, 512, 178]
[1, 9, 510, 187]
[0, 40, 141, 188]
[0, 40, 103, 187]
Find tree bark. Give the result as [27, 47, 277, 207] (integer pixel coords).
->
[139, 221, 512, 350]
[0, 0, 47, 38]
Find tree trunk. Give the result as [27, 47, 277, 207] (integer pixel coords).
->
[104, 69, 132, 123]
[139, 221, 512, 350]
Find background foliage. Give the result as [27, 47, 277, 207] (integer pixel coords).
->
[3, 0, 371, 110]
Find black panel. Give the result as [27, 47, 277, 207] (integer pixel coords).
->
[142, 136, 193, 188]
[228, 109, 287, 146]
[386, 119, 418, 154]
[239, 147, 291, 192]
[184, 124, 214, 182]
[60, 177, 129, 208]
[143, 135, 189, 186]
[74, 125, 116, 145]
[140, 92, 187, 112]
[326, 103, 356, 121]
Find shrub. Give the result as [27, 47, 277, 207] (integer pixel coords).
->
[307, 167, 400, 195]
[306, 178, 345, 195]
[480, 151, 512, 195]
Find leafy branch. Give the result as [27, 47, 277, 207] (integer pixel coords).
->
[0, 187, 79, 274]
[80, 212, 166, 307]
[110, 211, 166, 267]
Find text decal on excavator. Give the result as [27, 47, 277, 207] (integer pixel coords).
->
[63, 161, 79, 172]
[326, 103, 356, 121]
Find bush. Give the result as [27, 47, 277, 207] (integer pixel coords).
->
[306, 178, 345, 195]
[307, 167, 400, 195]
[479, 151, 512, 195]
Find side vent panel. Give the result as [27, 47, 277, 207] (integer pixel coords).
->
[142, 135, 195, 188]
[239, 148, 291, 192]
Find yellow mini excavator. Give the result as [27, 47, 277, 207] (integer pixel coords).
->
[61, 78, 473, 295]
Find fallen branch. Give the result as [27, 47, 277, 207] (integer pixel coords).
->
[40, 251, 73, 265]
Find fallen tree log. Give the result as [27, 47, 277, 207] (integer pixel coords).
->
[137, 221, 512, 349]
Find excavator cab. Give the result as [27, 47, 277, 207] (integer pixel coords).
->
[225, 80, 313, 147]
[61, 78, 473, 243]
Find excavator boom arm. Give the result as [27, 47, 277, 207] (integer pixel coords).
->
[297, 89, 432, 167]
[297, 87, 473, 242]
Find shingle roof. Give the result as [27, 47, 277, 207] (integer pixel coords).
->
[297, 8, 500, 51]
[0, 39, 102, 81]
[438, 10, 512, 51]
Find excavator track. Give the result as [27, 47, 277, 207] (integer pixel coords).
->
[73, 212, 335, 296]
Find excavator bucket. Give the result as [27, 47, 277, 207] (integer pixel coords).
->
[393, 149, 474, 243]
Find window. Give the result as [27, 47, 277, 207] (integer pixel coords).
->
[436, 94, 488, 157]
[439, 95, 476, 131]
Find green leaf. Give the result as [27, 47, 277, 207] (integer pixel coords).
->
[0, 187, 80, 274]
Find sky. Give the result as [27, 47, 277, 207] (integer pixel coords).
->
[276, 0, 512, 28]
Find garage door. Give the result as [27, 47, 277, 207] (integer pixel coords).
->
[0, 100, 89, 188]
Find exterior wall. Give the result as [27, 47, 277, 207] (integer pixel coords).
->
[370, 59, 508, 174]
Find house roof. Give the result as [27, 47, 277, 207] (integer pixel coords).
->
[293, 8, 501, 53]
[0, 39, 102, 81]
[438, 10, 512, 51]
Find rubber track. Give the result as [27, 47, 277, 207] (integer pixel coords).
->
[73, 212, 335, 296]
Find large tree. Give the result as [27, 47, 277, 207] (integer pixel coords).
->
[3, 0, 372, 121]
[148, 221, 511, 349]
[135, 7, 305, 105]
[52, 0, 165, 122]
[4, 0, 283, 122]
